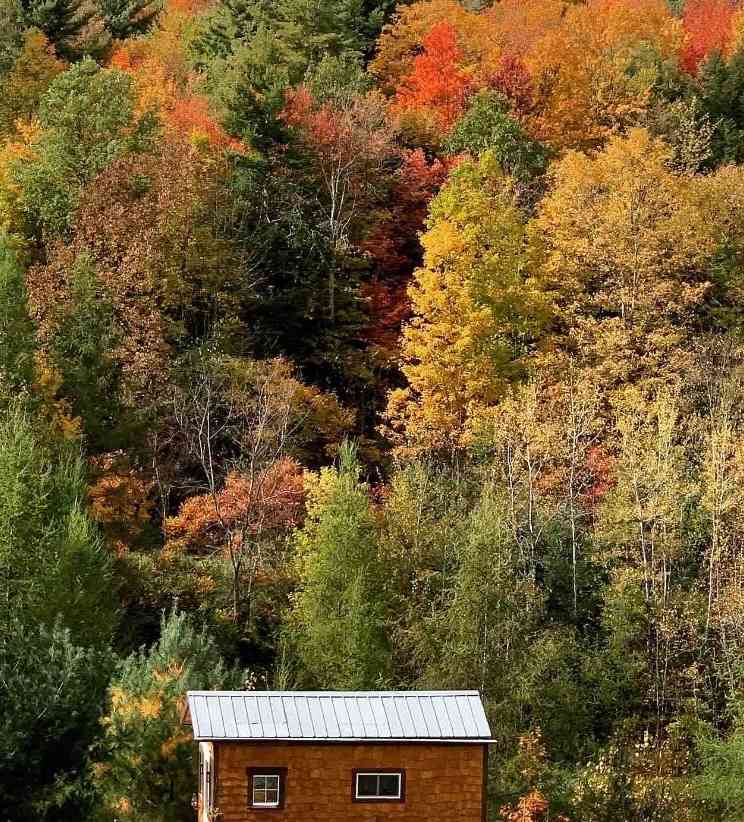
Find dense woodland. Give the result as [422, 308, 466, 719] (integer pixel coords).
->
[7, 0, 744, 818]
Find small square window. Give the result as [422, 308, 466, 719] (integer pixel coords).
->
[249, 769, 286, 810]
[354, 770, 404, 802]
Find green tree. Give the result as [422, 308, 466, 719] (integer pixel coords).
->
[445, 89, 549, 182]
[0, 620, 113, 822]
[19, 0, 97, 60]
[286, 442, 390, 689]
[0, 0, 24, 76]
[0, 235, 35, 394]
[11, 58, 156, 240]
[696, 699, 744, 818]
[99, 0, 161, 40]
[0, 399, 117, 646]
[47, 254, 123, 450]
[698, 48, 744, 166]
[92, 610, 244, 822]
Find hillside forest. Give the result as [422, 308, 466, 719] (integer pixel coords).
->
[8, 0, 744, 819]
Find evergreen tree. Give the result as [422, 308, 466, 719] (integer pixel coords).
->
[0, 621, 112, 821]
[99, 0, 161, 40]
[0, 399, 117, 646]
[19, 0, 96, 60]
[0, 0, 24, 76]
[698, 48, 744, 165]
[0, 236, 35, 394]
[93, 611, 245, 822]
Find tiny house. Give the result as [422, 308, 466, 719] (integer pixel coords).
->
[186, 690, 492, 822]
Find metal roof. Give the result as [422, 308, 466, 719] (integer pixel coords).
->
[186, 690, 492, 743]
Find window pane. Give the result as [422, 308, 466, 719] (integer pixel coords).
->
[357, 774, 378, 797]
[253, 774, 281, 806]
[379, 774, 400, 797]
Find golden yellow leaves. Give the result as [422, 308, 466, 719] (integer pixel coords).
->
[388, 129, 744, 455]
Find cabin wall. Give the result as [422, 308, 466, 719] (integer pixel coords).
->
[212, 741, 486, 822]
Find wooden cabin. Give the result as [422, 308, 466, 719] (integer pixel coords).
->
[186, 690, 492, 822]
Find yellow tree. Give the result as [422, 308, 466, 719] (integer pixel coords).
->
[596, 388, 699, 733]
[383, 151, 547, 456]
[0, 28, 64, 136]
[531, 128, 720, 404]
[524, 0, 682, 150]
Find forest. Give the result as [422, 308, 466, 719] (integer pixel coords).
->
[5, 0, 744, 818]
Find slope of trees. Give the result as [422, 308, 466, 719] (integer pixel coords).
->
[5, 0, 744, 820]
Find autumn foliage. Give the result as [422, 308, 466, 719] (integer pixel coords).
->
[166, 458, 305, 555]
[109, 9, 246, 153]
[681, 0, 738, 74]
[394, 21, 475, 133]
[10, 0, 744, 820]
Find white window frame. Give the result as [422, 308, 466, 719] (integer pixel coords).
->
[355, 771, 403, 800]
[252, 773, 281, 808]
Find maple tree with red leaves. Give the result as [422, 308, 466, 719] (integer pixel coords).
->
[360, 149, 454, 363]
[394, 21, 476, 132]
[681, 0, 738, 73]
[489, 53, 535, 116]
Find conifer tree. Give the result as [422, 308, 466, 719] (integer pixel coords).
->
[19, 0, 96, 60]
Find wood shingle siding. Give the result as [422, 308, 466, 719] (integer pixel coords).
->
[214, 741, 486, 822]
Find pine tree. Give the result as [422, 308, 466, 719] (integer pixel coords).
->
[99, 0, 161, 40]
[19, 0, 96, 60]
[93, 611, 245, 822]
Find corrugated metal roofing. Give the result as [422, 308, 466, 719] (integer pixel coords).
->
[186, 690, 492, 742]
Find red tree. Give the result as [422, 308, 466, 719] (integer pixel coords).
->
[394, 21, 475, 131]
[490, 54, 534, 116]
[360, 149, 454, 360]
[681, 0, 737, 74]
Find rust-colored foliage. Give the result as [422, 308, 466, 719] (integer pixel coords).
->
[681, 0, 738, 74]
[109, 8, 246, 154]
[489, 53, 534, 116]
[26, 141, 242, 406]
[394, 21, 475, 132]
[499, 792, 550, 822]
[88, 452, 154, 555]
[168, 95, 246, 153]
[281, 84, 398, 264]
[360, 149, 453, 361]
[281, 86, 397, 185]
[585, 445, 616, 506]
[165, 458, 305, 555]
[363, 148, 452, 278]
